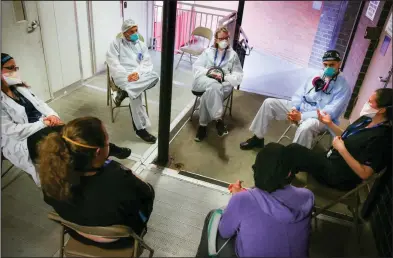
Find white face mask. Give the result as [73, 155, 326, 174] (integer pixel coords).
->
[360, 102, 379, 118]
[2, 71, 22, 86]
[218, 40, 228, 49]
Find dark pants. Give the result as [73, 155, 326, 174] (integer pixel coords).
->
[27, 125, 124, 163]
[196, 210, 237, 258]
[287, 143, 358, 190]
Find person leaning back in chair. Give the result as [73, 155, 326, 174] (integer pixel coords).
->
[1, 53, 131, 187]
[285, 88, 392, 191]
[240, 50, 352, 150]
[106, 19, 159, 144]
[192, 26, 244, 142]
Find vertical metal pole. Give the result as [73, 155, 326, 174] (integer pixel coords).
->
[341, 1, 365, 71]
[233, 0, 245, 51]
[157, 0, 177, 166]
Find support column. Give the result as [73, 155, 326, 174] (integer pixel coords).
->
[157, 0, 177, 166]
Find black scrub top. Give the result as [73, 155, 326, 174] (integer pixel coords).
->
[327, 116, 392, 187]
[43, 159, 155, 236]
[10, 86, 43, 123]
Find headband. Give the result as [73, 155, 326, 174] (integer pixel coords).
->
[1, 53, 13, 66]
[62, 136, 100, 149]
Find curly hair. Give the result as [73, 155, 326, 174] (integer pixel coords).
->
[37, 117, 106, 201]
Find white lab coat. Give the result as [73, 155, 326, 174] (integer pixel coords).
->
[106, 36, 159, 130]
[192, 47, 243, 125]
[1, 87, 59, 186]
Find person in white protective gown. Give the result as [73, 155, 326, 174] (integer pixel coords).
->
[106, 19, 159, 143]
[240, 50, 352, 150]
[192, 27, 243, 142]
[1, 53, 131, 187]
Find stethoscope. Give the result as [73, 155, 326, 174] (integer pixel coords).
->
[302, 73, 339, 107]
[214, 48, 227, 67]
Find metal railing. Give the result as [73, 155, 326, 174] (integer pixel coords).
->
[153, 2, 236, 52]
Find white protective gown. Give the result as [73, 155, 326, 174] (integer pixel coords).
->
[106, 36, 159, 130]
[192, 47, 243, 126]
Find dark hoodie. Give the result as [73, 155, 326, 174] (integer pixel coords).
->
[218, 144, 314, 257]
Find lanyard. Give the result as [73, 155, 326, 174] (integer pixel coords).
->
[214, 48, 227, 67]
[341, 118, 388, 139]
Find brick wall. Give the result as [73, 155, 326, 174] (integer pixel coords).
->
[343, 1, 392, 118]
[308, 1, 343, 68]
[334, 1, 362, 58]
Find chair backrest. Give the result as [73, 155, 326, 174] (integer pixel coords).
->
[48, 211, 132, 238]
[192, 27, 213, 41]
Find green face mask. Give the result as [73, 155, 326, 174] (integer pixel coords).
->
[324, 67, 336, 77]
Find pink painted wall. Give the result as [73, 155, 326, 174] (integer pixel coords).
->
[350, 27, 393, 122]
[200, 1, 321, 67]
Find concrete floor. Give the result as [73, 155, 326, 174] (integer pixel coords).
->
[0, 49, 378, 257]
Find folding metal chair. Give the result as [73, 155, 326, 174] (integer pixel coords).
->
[175, 27, 213, 69]
[276, 123, 331, 150]
[48, 211, 154, 258]
[106, 65, 153, 123]
[308, 168, 387, 244]
[189, 88, 234, 122]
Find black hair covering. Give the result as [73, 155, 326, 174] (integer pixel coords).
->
[322, 50, 341, 62]
[252, 143, 293, 193]
[1, 53, 13, 67]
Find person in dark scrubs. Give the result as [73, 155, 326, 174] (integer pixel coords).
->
[286, 88, 392, 190]
[38, 117, 155, 248]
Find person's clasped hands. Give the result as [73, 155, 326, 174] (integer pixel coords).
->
[287, 108, 301, 124]
[128, 72, 139, 82]
[228, 180, 247, 194]
[43, 115, 63, 127]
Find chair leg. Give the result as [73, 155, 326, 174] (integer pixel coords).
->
[144, 91, 149, 116]
[107, 85, 110, 106]
[190, 96, 199, 122]
[175, 52, 184, 70]
[277, 125, 293, 144]
[110, 92, 115, 123]
[134, 239, 139, 258]
[354, 194, 361, 247]
[229, 90, 233, 116]
[311, 131, 327, 150]
[313, 206, 318, 231]
[59, 225, 65, 258]
[189, 54, 193, 64]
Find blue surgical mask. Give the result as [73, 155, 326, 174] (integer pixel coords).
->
[323, 67, 336, 77]
[130, 33, 139, 42]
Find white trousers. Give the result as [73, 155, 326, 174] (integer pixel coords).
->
[193, 76, 232, 126]
[249, 98, 325, 149]
[123, 73, 159, 130]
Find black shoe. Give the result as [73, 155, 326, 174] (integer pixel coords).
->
[216, 120, 228, 137]
[109, 143, 132, 159]
[194, 126, 207, 142]
[240, 135, 264, 150]
[136, 129, 157, 144]
[114, 90, 128, 107]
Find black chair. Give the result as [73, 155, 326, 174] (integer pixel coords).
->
[189, 88, 234, 121]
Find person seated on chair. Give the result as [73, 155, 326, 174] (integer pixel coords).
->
[106, 19, 159, 144]
[240, 50, 352, 150]
[1, 53, 131, 187]
[192, 26, 244, 142]
[285, 88, 392, 191]
[38, 117, 155, 247]
[196, 143, 314, 257]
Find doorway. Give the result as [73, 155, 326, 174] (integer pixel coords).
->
[1, 1, 51, 101]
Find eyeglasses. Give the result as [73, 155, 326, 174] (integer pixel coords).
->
[217, 36, 229, 41]
[3, 65, 19, 71]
